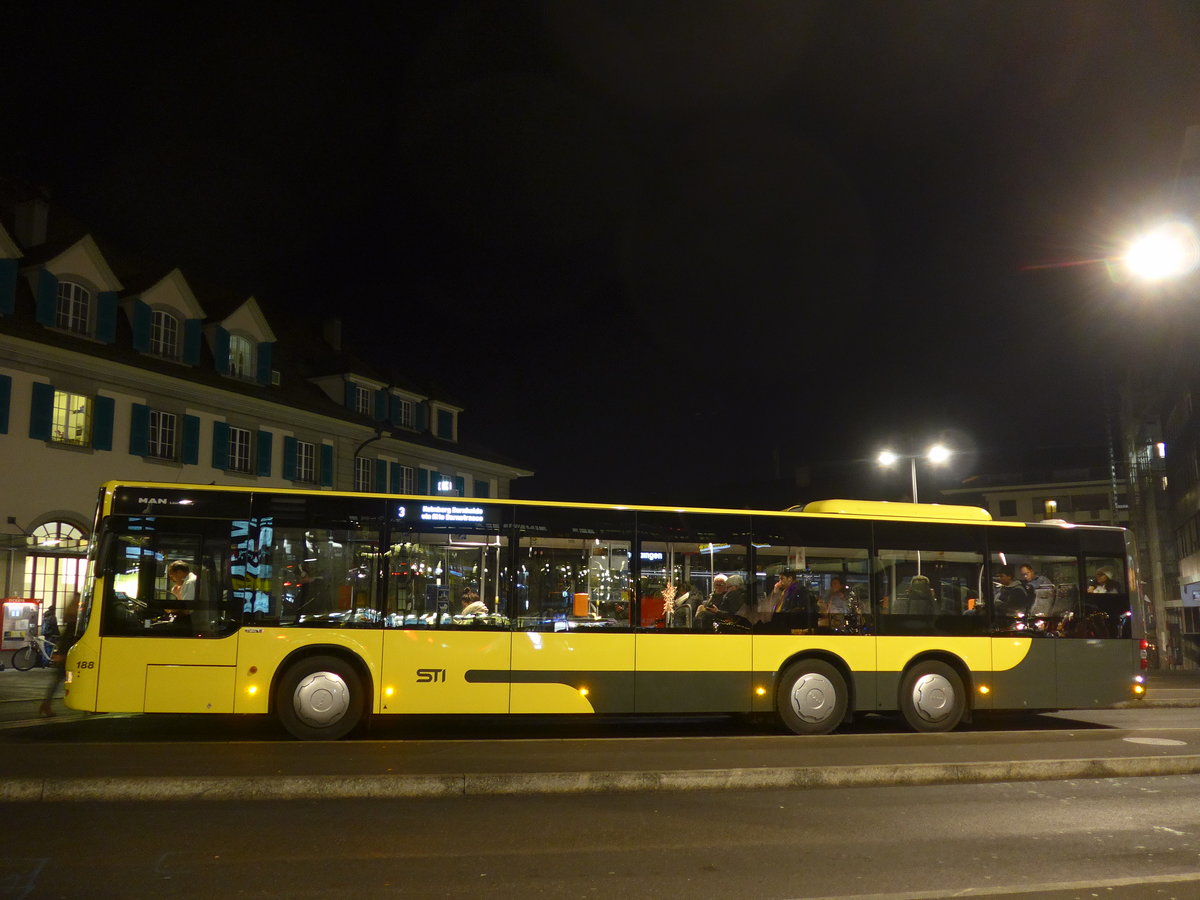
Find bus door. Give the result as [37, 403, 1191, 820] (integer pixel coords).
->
[95, 517, 241, 714]
[634, 532, 751, 713]
[380, 502, 511, 714]
[1056, 551, 1136, 708]
[510, 508, 636, 714]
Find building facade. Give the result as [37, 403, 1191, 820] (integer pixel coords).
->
[0, 189, 531, 623]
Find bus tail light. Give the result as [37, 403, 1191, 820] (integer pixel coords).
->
[1140, 639, 1150, 670]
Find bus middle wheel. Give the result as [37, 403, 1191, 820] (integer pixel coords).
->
[899, 660, 966, 733]
[776, 659, 848, 735]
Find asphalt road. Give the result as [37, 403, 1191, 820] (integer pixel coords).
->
[2, 668, 1200, 802]
[5, 774, 1200, 899]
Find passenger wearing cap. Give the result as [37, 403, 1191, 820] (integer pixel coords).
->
[1089, 568, 1118, 593]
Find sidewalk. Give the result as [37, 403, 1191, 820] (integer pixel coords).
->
[1, 667, 1198, 802]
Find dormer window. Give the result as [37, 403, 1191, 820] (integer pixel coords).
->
[394, 397, 413, 429]
[354, 385, 371, 416]
[56, 281, 91, 334]
[229, 334, 254, 379]
[150, 310, 179, 359]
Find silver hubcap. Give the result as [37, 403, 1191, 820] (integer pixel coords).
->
[910, 672, 955, 723]
[789, 672, 838, 724]
[293, 671, 350, 728]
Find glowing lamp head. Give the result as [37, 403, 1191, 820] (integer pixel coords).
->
[877, 450, 899, 467]
[1124, 221, 1200, 282]
[927, 444, 951, 464]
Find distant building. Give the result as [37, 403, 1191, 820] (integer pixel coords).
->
[0, 183, 531, 622]
[944, 464, 1127, 527]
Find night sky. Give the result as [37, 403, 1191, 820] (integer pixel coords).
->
[7, 2, 1200, 506]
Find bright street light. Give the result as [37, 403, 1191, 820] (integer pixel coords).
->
[877, 444, 952, 503]
[1123, 221, 1200, 282]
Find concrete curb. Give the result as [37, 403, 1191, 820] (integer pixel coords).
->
[6, 754, 1200, 802]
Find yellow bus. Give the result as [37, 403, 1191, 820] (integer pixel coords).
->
[65, 482, 1147, 739]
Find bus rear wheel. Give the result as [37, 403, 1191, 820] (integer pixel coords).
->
[777, 659, 848, 735]
[899, 660, 966, 733]
[276, 655, 365, 740]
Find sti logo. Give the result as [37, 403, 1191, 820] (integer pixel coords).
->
[416, 668, 446, 683]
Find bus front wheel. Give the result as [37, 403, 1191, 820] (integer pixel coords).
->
[899, 660, 966, 733]
[276, 655, 365, 740]
[776, 659, 848, 735]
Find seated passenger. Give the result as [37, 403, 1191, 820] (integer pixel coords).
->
[819, 576, 850, 629]
[695, 573, 748, 631]
[1089, 568, 1119, 593]
[460, 586, 488, 616]
[992, 565, 1030, 617]
[892, 574, 935, 615]
[1020, 564, 1055, 615]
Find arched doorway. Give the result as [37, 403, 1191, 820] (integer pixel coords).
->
[23, 521, 89, 622]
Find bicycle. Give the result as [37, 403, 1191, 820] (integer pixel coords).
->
[11, 634, 55, 671]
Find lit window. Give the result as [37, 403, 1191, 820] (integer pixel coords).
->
[56, 282, 91, 334]
[229, 335, 254, 379]
[150, 311, 179, 358]
[354, 385, 371, 416]
[1163, 476, 1170, 491]
[296, 440, 316, 483]
[148, 411, 177, 460]
[1157, 442, 1167, 459]
[51, 391, 91, 446]
[354, 456, 372, 492]
[228, 426, 251, 472]
[1044, 499, 1058, 518]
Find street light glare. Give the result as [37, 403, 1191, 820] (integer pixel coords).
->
[927, 444, 951, 464]
[877, 450, 898, 467]
[1124, 221, 1200, 282]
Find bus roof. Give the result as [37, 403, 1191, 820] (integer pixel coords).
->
[101, 480, 1016, 526]
[800, 499, 995, 522]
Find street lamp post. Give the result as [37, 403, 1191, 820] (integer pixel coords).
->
[877, 444, 951, 503]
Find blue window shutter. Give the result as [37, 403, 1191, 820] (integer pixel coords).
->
[35, 270, 58, 326]
[415, 402, 428, 432]
[131, 301, 151, 352]
[474, 479, 489, 498]
[344, 380, 356, 410]
[437, 409, 453, 439]
[182, 415, 200, 465]
[29, 382, 53, 440]
[214, 327, 230, 375]
[375, 459, 387, 492]
[389, 395, 401, 427]
[319, 443, 334, 488]
[256, 341, 273, 385]
[389, 462, 401, 493]
[374, 389, 387, 422]
[183, 319, 202, 366]
[95, 292, 118, 343]
[0, 259, 16, 315]
[91, 395, 114, 450]
[417, 468, 428, 495]
[0, 374, 11, 433]
[454, 476, 465, 496]
[256, 430, 273, 476]
[212, 421, 229, 469]
[129, 403, 150, 456]
[283, 436, 298, 481]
